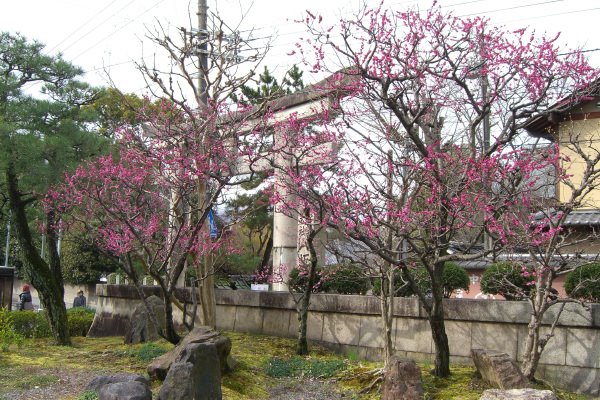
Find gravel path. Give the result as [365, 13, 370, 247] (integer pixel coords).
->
[269, 377, 350, 400]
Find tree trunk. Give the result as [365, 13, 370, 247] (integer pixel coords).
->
[260, 233, 273, 272]
[427, 265, 450, 377]
[296, 259, 316, 355]
[296, 227, 319, 355]
[38, 287, 71, 345]
[199, 272, 216, 328]
[296, 299, 310, 355]
[521, 311, 541, 381]
[163, 293, 181, 344]
[6, 162, 71, 345]
[380, 273, 395, 367]
[429, 301, 451, 377]
[521, 271, 561, 381]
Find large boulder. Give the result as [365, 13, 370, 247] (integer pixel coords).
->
[148, 326, 233, 381]
[98, 381, 152, 400]
[471, 349, 530, 390]
[381, 357, 424, 400]
[157, 342, 222, 400]
[480, 389, 558, 400]
[124, 295, 166, 344]
[86, 373, 150, 393]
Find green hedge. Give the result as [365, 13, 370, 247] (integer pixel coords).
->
[0, 308, 25, 351]
[67, 308, 96, 337]
[10, 307, 95, 338]
[321, 263, 369, 295]
[565, 263, 600, 302]
[288, 263, 370, 295]
[480, 262, 532, 300]
[10, 311, 52, 338]
[372, 263, 469, 298]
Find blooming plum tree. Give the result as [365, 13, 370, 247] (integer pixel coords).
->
[50, 13, 273, 343]
[50, 94, 272, 343]
[289, 2, 598, 377]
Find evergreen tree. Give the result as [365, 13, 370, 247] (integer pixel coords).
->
[0, 32, 106, 345]
[232, 65, 304, 106]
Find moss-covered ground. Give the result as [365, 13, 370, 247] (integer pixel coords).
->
[0, 332, 593, 399]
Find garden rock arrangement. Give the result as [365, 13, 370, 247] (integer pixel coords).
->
[471, 349, 529, 390]
[479, 389, 558, 399]
[148, 326, 233, 381]
[158, 342, 222, 400]
[381, 357, 423, 400]
[124, 295, 166, 344]
[85, 373, 151, 400]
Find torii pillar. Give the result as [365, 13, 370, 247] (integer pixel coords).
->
[236, 72, 350, 291]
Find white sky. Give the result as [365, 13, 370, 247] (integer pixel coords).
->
[1, 0, 600, 96]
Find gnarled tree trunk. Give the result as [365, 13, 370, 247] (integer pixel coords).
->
[6, 162, 71, 345]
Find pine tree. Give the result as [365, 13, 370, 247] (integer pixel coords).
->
[0, 32, 106, 345]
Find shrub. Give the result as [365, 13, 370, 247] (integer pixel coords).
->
[480, 262, 532, 300]
[565, 263, 600, 302]
[442, 262, 470, 298]
[321, 263, 369, 295]
[0, 308, 25, 351]
[10, 308, 95, 338]
[67, 307, 95, 337]
[372, 263, 469, 298]
[287, 267, 323, 293]
[11, 310, 51, 338]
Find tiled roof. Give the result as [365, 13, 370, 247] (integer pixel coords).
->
[532, 208, 600, 227]
[563, 209, 600, 226]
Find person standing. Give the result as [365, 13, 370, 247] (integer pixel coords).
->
[18, 284, 34, 311]
[73, 290, 86, 308]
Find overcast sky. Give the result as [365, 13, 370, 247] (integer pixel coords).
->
[2, 0, 599, 95]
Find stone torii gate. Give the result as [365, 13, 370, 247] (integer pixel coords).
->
[233, 72, 349, 291]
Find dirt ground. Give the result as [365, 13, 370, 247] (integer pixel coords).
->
[3, 370, 349, 400]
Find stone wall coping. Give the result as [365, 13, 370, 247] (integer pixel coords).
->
[94, 285, 599, 328]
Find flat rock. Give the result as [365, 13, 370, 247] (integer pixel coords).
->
[98, 381, 152, 400]
[86, 373, 149, 393]
[471, 349, 530, 390]
[480, 389, 558, 400]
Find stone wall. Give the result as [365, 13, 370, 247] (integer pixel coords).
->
[92, 285, 600, 396]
